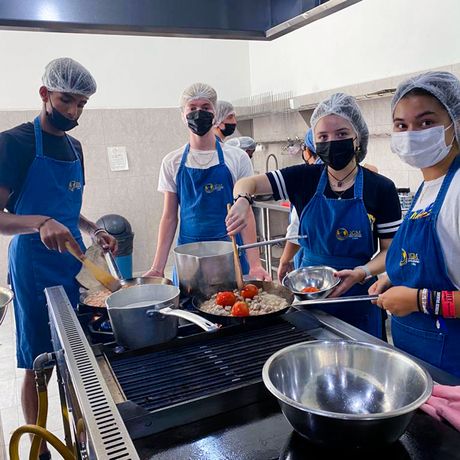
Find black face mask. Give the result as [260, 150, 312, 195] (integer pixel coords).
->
[186, 110, 214, 136]
[220, 123, 236, 137]
[316, 138, 356, 171]
[47, 99, 79, 132]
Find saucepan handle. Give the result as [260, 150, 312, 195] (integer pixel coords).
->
[154, 306, 221, 332]
[238, 235, 307, 252]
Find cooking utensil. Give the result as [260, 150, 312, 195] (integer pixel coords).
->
[262, 340, 432, 447]
[192, 279, 294, 326]
[0, 286, 14, 326]
[282, 266, 341, 301]
[106, 284, 220, 349]
[227, 204, 244, 290]
[103, 250, 124, 280]
[174, 236, 306, 297]
[292, 294, 379, 307]
[66, 242, 121, 292]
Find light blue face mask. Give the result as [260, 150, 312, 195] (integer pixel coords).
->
[391, 123, 454, 168]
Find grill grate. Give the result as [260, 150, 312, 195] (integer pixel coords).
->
[110, 321, 314, 412]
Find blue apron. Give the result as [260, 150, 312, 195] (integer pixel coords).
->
[173, 141, 248, 285]
[386, 156, 460, 376]
[8, 117, 84, 369]
[299, 167, 385, 338]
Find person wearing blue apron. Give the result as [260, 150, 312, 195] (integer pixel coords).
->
[0, 58, 116, 460]
[372, 71, 460, 377]
[228, 93, 402, 340]
[146, 83, 270, 283]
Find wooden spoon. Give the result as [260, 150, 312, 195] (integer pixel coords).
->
[65, 242, 121, 292]
[227, 204, 245, 290]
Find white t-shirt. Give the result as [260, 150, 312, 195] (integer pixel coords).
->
[286, 208, 300, 244]
[158, 143, 254, 193]
[410, 168, 460, 289]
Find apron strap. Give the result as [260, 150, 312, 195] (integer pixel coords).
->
[33, 117, 44, 159]
[179, 143, 190, 168]
[429, 155, 460, 222]
[216, 140, 225, 165]
[316, 168, 329, 194]
[354, 166, 364, 199]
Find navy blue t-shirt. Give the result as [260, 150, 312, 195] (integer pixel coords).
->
[0, 122, 84, 213]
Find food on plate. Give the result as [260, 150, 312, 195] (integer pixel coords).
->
[231, 301, 250, 317]
[301, 286, 320, 293]
[216, 291, 237, 306]
[240, 283, 259, 299]
[200, 286, 288, 317]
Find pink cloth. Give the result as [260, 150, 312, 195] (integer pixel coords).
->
[420, 384, 460, 431]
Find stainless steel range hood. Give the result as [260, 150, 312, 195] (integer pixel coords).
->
[0, 0, 361, 40]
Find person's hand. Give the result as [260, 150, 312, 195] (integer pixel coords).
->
[278, 260, 293, 283]
[226, 199, 250, 236]
[328, 268, 365, 298]
[94, 230, 118, 255]
[368, 274, 392, 303]
[248, 264, 272, 281]
[143, 267, 164, 278]
[376, 286, 418, 317]
[39, 218, 83, 256]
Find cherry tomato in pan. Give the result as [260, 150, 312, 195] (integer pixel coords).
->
[231, 301, 250, 317]
[240, 284, 259, 299]
[216, 291, 236, 307]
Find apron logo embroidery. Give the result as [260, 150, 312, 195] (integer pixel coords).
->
[336, 228, 362, 241]
[68, 180, 82, 192]
[204, 183, 224, 193]
[410, 203, 434, 220]
[400, 248, 420, 266]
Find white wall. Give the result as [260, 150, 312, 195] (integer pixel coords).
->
[0, 31, 250, 109]
[249, 0, 460, 97]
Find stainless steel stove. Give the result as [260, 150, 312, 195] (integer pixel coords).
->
[45, 286, 460, 460]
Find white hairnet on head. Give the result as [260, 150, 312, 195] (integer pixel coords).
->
[391, 71, 460, 143]
[311, 92, 369, 162]
[180, 82, 217, 110]
[42, 57, 97, 97]
[215, 101, 236, 125]
[226, 136, 256, 151]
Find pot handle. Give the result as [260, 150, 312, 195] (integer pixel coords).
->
[157, 307, 221, 332]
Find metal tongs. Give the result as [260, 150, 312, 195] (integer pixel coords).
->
[292, 294, 379, 307]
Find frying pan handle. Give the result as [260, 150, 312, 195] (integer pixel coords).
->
[238, 235, 307, 252]
[148, 306, 221, 332]
[103, 250, 124, 280]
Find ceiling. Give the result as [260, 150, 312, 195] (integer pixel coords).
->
[0, 0, 361, 40]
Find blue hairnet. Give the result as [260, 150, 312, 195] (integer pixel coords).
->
[304, 128, 316, 153]
[180, 82, 217, 110]
[42, 57, 96, 97]
[310, 92, 369, 162]
[226, 136, 256, 150]
[391, 71, 460, 143]
[214, 101, 236, 125]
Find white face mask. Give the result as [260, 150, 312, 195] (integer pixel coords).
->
[390, 124, 454, 169]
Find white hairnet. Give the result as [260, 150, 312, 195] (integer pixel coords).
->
[226, 136, 256, 151]
[391, 71, 460, 143]
[215, 101, 236, 125]
[42, 57, 97, 97]
[310, 92, 369, 162]
[180, 82, 217, 110]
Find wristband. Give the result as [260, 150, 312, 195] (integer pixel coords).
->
[354, 265, 372, 284]
[421, 288, 429, 315]
[417, 288, 422, 313]
[442, 291, 455, 318]
[38, 217, 53, 232]
[233, 193, 254, 205]
[93, 228, 108, 237]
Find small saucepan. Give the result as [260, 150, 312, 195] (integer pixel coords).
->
[106, 284, 220, 350]
[192, 280, 294, 326]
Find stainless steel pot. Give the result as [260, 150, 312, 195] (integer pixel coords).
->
[106, 284, 219, 349]
[262, 340, 432, 447]
[174, 237, 305, 297]
[0, 286, 14, 327]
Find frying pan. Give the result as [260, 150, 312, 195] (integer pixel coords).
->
[78, 276, 173, 316]
[191, 280, 294, 326]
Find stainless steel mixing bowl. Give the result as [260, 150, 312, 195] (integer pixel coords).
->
[0, 286, 14, 326]
[282, 265, 340, 300]
[262, 340, 432, 447]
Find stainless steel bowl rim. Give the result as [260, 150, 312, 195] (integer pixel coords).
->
[282, 265, 341, 295]
[0, 286, 14, 307]
[262, 340, 433, 421]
